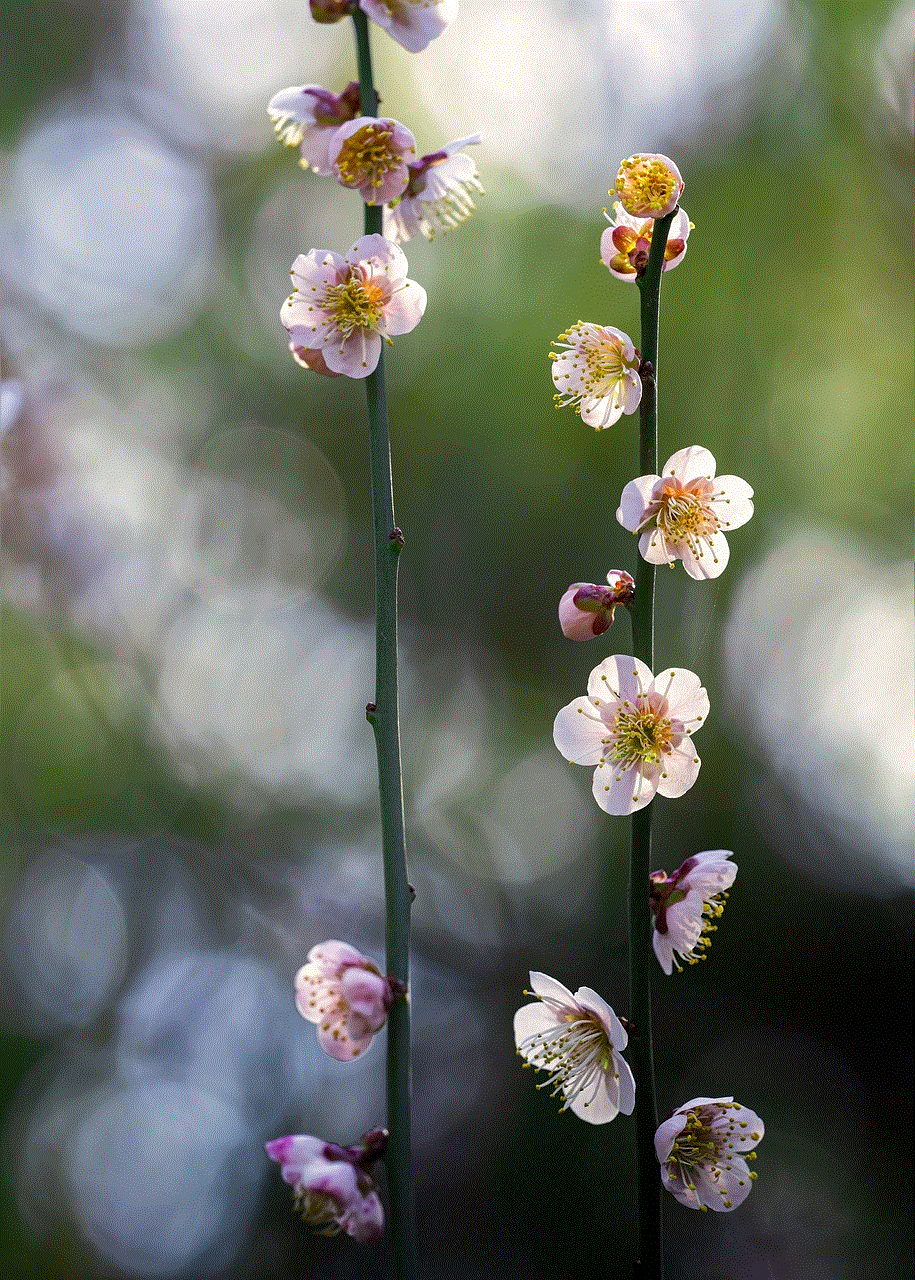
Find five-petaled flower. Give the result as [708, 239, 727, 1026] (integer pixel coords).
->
[649, 850, 737, 974]
[282, 234, 426, 379]
[385, 135, 483, 241]
[550, 323, 641, 429]
[328, 116, 417, 205]
[514, 971, 635, 1124]
[656, 1097, 763, 1211]
[266, 1128, 387, 1240]
[553, 654, 709, 815]
[268, 82, 362, 174]
[295, 939, 395, 1060]
[616, 445, 754, 580]
[601, 202, 692, 281]
[614, 153, 684, 219]
[359, 0, 458, 53]
[558, 570, 635, 640]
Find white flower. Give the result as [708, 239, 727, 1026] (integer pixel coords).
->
[614, 153, 684, 219]
[385, 135, 483, 241]
[360, 0, 458, 53]
[601, 202, 692, 281]
[294, 939, 394, 1060]
[282, 234, 426, 378]
[656, 1097, 763, 1211]
[267, 83, 361, 175]
[514, 971, 635, 1124]
[649, 850, 737, 974]
[550, 323, 641, 429]
[553, 655, 709, 816]
[617, 445, 754, 580]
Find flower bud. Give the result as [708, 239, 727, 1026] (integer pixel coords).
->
[558, 570, 635, 639]
[614, 154, 684, 219]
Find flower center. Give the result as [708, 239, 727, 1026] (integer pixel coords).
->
[335, 123, 402, 191]
[616, 157, 678, 213]
[610, 703, 673, 767]
[654, 480, 719, 546]
[297, 1188, 343, 1234]
[669, 1111, 719, 1172]
[322, 272, 386, 337]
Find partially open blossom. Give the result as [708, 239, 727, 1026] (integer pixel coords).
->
[601, 202, 691, 281]
[614, 153, 684, 219]
[385, 135, 483, 241]
[282, 234, 426, 379]
[359, 0, 458, 53]
[558, 570, 635, 640]
[550, 323, 641, 429]
[295, 939, 395, 1060]
[266, 1128, 387, 1240]
[656, 1098, 763, 1211]
[514, 971, 635, 1124]
[268, 82, 361, 174]
[328, 116, 416, 205]
[650, 850, 737, 974]
[617, 446, 754, 580]
[553, 654, 708, 815]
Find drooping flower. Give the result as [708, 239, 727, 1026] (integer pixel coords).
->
[266, 1128, 387, 1240]
[359, 0, 458, 53]
[649, 850, 737, 974]
[514, 971, 635, 1124]
[282, 234, 426, 379]
[385, 135, 483, 241]
[327, 116, 417, 204]
[295, 939, 395, 1060]
[617, 446, 754, 580]
[614, 153, 684, 219]
[550, 323, 641, 429]
[558, 570, 635, 640]
[268, 82, 361, 174]
[601, 202, 692, 281]
[553, 654, 709, 816]
[656, 1098, 763, 1211]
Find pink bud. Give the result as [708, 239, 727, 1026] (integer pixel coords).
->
[558, 570, 635, 640]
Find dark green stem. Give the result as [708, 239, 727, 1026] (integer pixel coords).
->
[629, 208, 675, 1280]
[352, 10, 416, 1279]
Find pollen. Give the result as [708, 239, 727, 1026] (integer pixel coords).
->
[335, 122, 404, 191]
[322, 272, 386, 338]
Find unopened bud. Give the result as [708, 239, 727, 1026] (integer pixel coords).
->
[614, 153, 684, 220]
[558, 570, 635, 640]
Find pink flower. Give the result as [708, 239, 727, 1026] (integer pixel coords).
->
[550, 323, 642, 429]
[327, 116, 417, 205]
[385, 135, 483, 242]
[281, 234, 426, 379]
[553, 655, 709, 816]
[600, 202, 692, 281]
[649, 850, 737, 974]
[514, 971, 635, 1124]
[267, 82, 361, 175]
[656, 1098, 763, 1211]
[558, 570, 635, 640]
[295, 939, 394, 1061]
[359, 0, 458, 53]
[266, 1128, 387, 1240]
[614, 153, 684, 219]
[617, 446, 754, 580]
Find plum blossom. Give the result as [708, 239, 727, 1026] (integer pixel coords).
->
[282, 234, 426, 379]
[266, 1128, 387, 1240]
[295, 939, 395, 1060]
[385, 135, 483, 241]
[328, 116, 417, 204]
[617, 446, 754, 580]
[614, 153, 684, 219]
[656, 1098, 763, 1211]
[601, 202, 692, 281]
[649, 850, 737, 974]
[558, 570, 634, 640]
[267, 82, 361, 174]
[359, 0, 458, 53]
[514, 971, 635, 1124]
[550, 323, 641, 429]
[553, 655, 709, 816]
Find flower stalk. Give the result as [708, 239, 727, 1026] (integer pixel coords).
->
[629, 206, 676, 1279]
[352, 9, 417, 1279]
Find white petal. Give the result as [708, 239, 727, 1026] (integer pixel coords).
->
[379, 280, 427, 336]
[680, 530, 730, 580]
[568, 1070, 620, 1124]
[527, 971, 576, 1006]
[579, 391, 625, 429]
[639, 527, 675, 565]
[553, 697, 608, 765]
[348, 233, 409, 279]
[290, 248, 345, 291]
[654, 1112, 689, 1161]
[594, 760, 659, 815]
[617, 475, 658, 531]
[513, 1002, 561, 1064]
[587, 654, 652, 704]
[655, 668, 709, 725]
[711, 476, 754, 529]
[615, 1056, 636, 1115]
[652, 928, 675, 975]
[656, 744, 701, 798]
[662, 445, 716, 484]
[574, 988, 627, 1047]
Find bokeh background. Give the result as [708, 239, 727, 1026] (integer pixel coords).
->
[1, 1, 912, 1277]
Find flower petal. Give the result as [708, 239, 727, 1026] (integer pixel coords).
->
[527, 971, 576, 1005]
[574, 987, 627, 1047]
[594, 759, 659, 815]
[680, 529, 730, 580]
[656, 742, 701, 798]
[587, 654, 652, 705]
[663, 445, 716, 484]
[616, 475, 658, 531]
[711, 475, 755, 529]
[553, 697, 608, 765]
[378, 280, 427, 336]
[655, 667, 709, 726]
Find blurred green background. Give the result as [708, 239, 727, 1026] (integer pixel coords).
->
[1, 1, 912, 1277]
